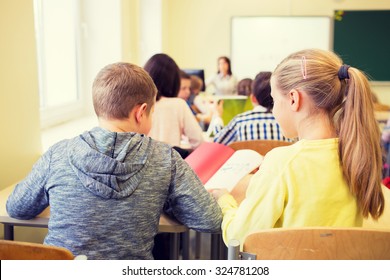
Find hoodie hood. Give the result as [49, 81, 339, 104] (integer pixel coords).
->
[68, 127, 153, 199]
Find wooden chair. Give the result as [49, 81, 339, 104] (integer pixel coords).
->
[228, 227, 390, 260]
[227, 139, 292, 156]
[0, 240, 84, 260]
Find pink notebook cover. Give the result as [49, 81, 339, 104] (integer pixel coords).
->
[185, 142, 235, 184]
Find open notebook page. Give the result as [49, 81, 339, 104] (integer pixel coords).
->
[205, 149, 263, 191]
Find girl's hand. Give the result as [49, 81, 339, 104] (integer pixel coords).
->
[209, 188, 229, 201]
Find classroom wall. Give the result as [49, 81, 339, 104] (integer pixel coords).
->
[0, 0, 42, 190]
[161, 0, 390, 104]
[122, 0, 140, 64]
[80, 0, 123, 116]
[121, 0, 163, 66]
[0, 0, 47, 242]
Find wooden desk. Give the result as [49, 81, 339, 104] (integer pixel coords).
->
[0, 185, 188, 259]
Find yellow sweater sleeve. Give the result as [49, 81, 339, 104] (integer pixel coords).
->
[217, 193, 238, 244]
[217, 159, 286, 247]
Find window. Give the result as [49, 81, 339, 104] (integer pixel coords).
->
[34, 0, 83, 128]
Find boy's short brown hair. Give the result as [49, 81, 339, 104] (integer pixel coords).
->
[93, 62, 157, 120]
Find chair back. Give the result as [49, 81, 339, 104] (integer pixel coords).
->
[0, 240, 75, 260]
[228, 140, 291, 156]
[240, 227, 390, 260]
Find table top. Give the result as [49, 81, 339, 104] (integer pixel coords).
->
[0, 184, 187, 233]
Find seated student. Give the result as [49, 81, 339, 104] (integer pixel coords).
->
[191, 75, 207, 113]
[381, 113, 390, 179]
[210, 49, 385, 246]
[145, 54, 204, 149]
[237, 78, 253, 96]
[213, 72, 289, 145]
[205, 99, 225, 137]
[190, 75, 202, 106]
[190, 75, 214, 131]
[177, 70, 192, 105]
[382, 118, 390, 146]
[6, 62, 222, 260]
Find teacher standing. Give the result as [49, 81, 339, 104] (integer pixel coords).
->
[206, 56, 238, 96]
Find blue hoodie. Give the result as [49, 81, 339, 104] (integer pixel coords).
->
[6, 127, 222, 259]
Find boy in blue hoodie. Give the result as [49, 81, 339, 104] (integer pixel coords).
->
[6, 62, 222, 260]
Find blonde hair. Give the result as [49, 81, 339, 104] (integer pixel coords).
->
[93, 62, 157, 120]
[273, 49, 384, 219]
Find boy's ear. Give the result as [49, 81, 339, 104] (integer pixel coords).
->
[289, 89, 301, 112]
[134, 103, 148, 123]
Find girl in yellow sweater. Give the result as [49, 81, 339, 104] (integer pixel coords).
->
[211, 49, 385, 246]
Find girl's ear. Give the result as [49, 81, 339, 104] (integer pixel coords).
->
[135, 103, 148, 123]
[289, 89, 301, 112]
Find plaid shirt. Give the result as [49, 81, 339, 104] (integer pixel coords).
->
[213, 106, 288, 145]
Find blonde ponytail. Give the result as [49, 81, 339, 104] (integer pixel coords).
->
[337, 68, 384, 219]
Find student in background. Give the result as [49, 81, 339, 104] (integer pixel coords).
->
[205, 99, 225, 137]
[190, 75, 213, 130]
[187, 74, 200, 111]
[380, 110, 390, 179]
[177, 70, 192, 103]
[178, 71, 212, 132]
[382, 118, 390, 146]
[213, 72, 289, 145]
[211, 49, 385, 246]
[144, 54, 204, 150]
[191, 75, 205, 113]
[206, 56, 238, 96]
[6, 62, 222, 259]
[237, 78, 253, 96]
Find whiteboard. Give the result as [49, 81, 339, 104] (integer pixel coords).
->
[231, 17, 332, 80]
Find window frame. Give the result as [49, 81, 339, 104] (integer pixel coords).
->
[34, 0, 85, 129]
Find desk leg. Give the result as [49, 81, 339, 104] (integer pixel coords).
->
[211, 233, 227, 260]
[4, 224, 14, 240]
[181, 231, 190, 260]
[219, 240, 227, 260]
[169, 233, 179, 260]
[210, 233, 220, 260]
[195, 231, 201, 259]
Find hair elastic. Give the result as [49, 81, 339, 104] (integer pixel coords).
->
[338, 64, 350, 80]
[301, 56, 307, 79]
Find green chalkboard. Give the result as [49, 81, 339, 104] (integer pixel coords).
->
[333, 10, 390, 82]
